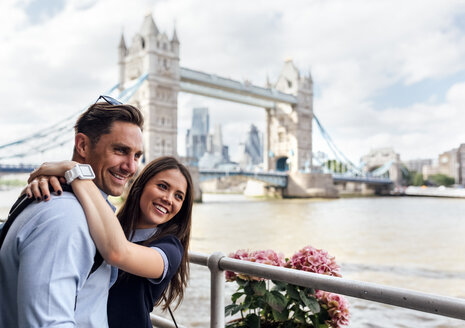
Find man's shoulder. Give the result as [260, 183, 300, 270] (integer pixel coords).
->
[17, 191, 87, 233]
[29, 191, 83, 214]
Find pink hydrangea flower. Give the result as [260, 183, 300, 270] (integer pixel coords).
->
[286, 245, 341, 277]
[315, 290, 350, 327]
[226, 249, 285, 281]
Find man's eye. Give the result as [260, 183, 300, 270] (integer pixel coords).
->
[115, 148, 125, 154]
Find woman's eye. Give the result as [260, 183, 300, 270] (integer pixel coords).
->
[157, 183, 167, 190]
[175, 194, 183, 201]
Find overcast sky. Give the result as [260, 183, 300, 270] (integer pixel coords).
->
[1, 0, 465, 165]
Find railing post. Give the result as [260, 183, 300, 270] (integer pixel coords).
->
[207, 252, 225, 328]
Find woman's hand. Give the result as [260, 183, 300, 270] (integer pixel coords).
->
[24, 175, 64, 201]
[24, 161, 77, 201]
[28, 161, 77, 183]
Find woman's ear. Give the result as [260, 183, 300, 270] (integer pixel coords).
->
[74, 133, 91, 159]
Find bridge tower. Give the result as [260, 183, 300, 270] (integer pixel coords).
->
[118, 13, 180, 162]
[266, 60, 313, 173]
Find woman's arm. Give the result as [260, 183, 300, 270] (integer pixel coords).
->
[27, 161, 166, 279]
[71, 179, 166, 279]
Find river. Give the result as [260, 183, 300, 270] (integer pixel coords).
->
[1, 188, 464, 327]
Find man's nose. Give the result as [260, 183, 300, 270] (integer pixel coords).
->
[122, 156, 138, 175]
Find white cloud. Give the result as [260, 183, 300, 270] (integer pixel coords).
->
[1, 0, 465, 165]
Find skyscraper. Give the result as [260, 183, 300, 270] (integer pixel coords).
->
[245, 124, 262, 165]
[240, 124, 263, 168]
[186, 107, 209, 161]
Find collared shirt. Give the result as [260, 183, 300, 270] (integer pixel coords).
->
[0, 190, 114, 328]
[130, 227, 169, 283]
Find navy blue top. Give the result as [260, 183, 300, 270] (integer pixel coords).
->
[107, 234, 183, 328]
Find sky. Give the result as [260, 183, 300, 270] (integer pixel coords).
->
[1, 0, 465, 165]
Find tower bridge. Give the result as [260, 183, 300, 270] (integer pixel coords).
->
[0, 13, 397, 198]
[117, 14, 313, 176]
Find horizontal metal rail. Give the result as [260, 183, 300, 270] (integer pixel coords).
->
[189, 251, 465, 328]
[151, 313, 185, 328]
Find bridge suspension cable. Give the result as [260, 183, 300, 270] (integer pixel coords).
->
[313, 114, 362, 175]
[0, 73, 148, 163]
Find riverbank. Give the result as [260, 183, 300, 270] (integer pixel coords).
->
[403, 185, 465, 198]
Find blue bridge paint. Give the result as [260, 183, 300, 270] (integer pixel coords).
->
[199, 169, 289, 187]
[0, 164, 37, 174]
[199, 170, 392, 187]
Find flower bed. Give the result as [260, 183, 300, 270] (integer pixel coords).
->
[225, 247, 350, 328]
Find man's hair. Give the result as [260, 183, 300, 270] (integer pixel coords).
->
[74, 102, 144, 146]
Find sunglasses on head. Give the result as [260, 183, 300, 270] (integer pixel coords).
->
[95, 95, 122, 105]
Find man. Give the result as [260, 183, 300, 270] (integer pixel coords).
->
[0, 96, 144, 327]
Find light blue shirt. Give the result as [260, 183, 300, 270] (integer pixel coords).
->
[0, 190, 114, 328]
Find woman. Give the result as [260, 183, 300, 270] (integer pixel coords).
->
[27, 156, 193, 328]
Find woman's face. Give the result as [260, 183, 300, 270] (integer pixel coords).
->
[138, 169, 188, 229]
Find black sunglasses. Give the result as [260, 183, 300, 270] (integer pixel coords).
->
[95, 95, 122, 105]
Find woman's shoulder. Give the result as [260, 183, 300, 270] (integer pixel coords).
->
[149, 235, 183, 266]
[149, 235, 182, 251]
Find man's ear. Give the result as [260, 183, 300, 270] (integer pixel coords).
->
[74, 133, 91, 159]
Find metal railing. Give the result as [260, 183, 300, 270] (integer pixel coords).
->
[152, 251, 465, 328]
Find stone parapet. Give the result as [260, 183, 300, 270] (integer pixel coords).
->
[284, 172, 338, 198]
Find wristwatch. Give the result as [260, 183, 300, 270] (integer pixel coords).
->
[65, 164, 96, 184]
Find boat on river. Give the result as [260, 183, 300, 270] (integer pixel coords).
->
[404, 186, 465, 198]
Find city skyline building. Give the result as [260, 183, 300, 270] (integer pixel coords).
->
[458, 144, 465, 185]
[199, 123, 231, 169]
[185, 107, 209, 162]
[239, 124, 263, 169]
[438, 148, 459, 182]
[185, 107, 232, 169]
[403, 158, 433, 174]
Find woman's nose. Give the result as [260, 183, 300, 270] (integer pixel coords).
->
[162, 194, 172, 205]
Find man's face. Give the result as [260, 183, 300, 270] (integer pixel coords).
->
[85, 121, 143, 196]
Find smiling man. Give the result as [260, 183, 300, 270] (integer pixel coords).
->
[0, 96, 144, 327]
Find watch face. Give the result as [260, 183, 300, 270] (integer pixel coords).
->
[80, 165, 95, 178]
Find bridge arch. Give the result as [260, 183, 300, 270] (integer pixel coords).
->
[276, 156, 289, 172]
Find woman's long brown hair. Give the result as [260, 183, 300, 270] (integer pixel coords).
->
[116, 156, 193, 310]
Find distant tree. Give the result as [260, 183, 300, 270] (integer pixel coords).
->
[412, 172, 424, 186]
[427, 174, 455, 187]
[324, 159, 348, 173]
[401, 166, 412, 185]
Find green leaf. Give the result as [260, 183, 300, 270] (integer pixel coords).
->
[232, 292, 244, 303]
[244, 284, 254, 296]
[265, 290, 287, 312]
[245, 313, 261, 328]
[310, 313, 319, 327]
[271, 280, 287, 291]
[283, 321, 296, 328]
[236, 278, 248, 287]
[272, 308, 289, 321]
[243, 295, 253, 309]
[225, 303, 242, 317]
[306, 287, 316, 296]
[286, 284, 301, 301]
[293, 308, 306, 323]
[299, 290, 320, 313]
[252, 280, 267, 296]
